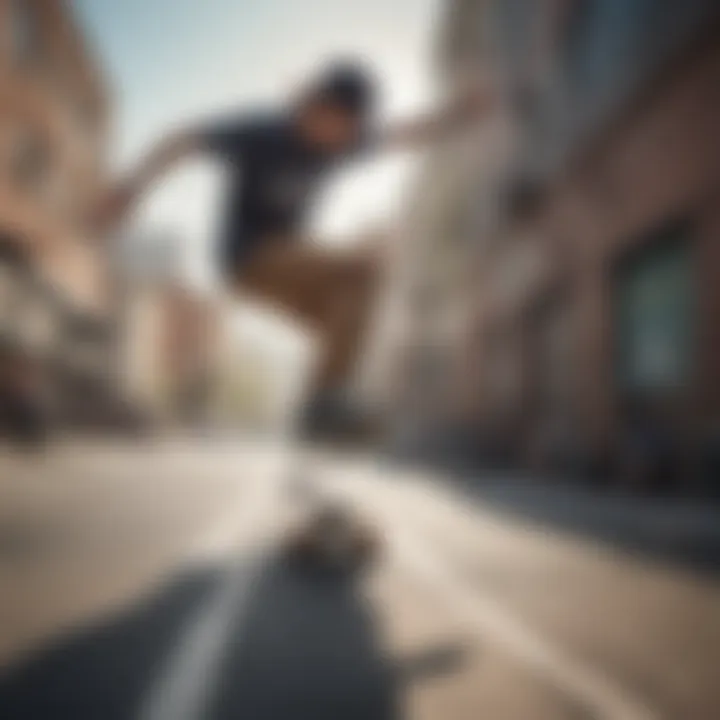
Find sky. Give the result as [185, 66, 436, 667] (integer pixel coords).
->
[73, 0, 439, 373]
[75, 0, 439, 285]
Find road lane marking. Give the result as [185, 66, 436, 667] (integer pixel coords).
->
[137, 553, 268, 720]
[138, 456, 283, 720]
[329, 465, 659, 720]
[389, 525, 656, 720]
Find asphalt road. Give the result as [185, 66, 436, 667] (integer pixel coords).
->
[0, 439, 718, 720]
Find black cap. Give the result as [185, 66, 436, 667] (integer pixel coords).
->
[308, 60, 377, 118]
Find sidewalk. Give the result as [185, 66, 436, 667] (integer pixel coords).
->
[442, 469, 720, 575]
[380, 439, 720, 575]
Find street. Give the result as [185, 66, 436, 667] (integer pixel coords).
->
[0, 440, 718, 720]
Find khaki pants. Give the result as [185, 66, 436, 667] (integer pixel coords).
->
[231, 239, 378, 396]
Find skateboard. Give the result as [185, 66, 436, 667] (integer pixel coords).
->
[284, 496, 381, 576]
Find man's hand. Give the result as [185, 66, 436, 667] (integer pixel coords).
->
[380, 79, 496, 152]
[91, 129, 202, 239]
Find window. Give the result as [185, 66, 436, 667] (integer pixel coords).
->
[8, 0, 42, 67]
[0, 235, 31, 337]
[562, 0, 717, 120]
[8, 129, 51, 197]
[534, 294, 575, 420]
[18, 282, 57, 352]
[0, 250, 18, 332]
[563, 1, 646, 103]
[488, 0, 538, 69]
[615, 225, 695, 394]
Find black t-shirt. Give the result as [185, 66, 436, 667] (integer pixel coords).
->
[199, 111, 371, 271]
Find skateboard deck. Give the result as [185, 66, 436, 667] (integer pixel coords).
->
[282, 473, 381, 576]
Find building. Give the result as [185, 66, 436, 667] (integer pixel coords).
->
[118, 277, 223, 425]
[115, 225, 225, 425]
[0, 0, 109, 307]
[0, 0, 130, 432]
[391, 0, 720, 489]
[383, 0, 519, 455]
[160, 283, 222, 424]
[210, 326, 303, 433]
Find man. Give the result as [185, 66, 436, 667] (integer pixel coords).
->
[100, 60, 492, 439]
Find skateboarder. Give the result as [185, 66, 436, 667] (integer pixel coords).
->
[99, 59, 493, 438]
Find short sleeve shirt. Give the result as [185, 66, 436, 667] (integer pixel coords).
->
[198, 110, 372, 271]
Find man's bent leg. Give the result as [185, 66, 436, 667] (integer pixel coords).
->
[310, 252, 377, 394]
[236, 239, 379, 396]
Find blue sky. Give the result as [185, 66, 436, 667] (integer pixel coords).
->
[74, 0, 439, 289]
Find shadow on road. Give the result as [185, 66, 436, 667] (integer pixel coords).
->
[208, 554, 398, 720]
[0, 547, 464, 719]
[0, 567, 223, 720]
[448, 469, 720, 577]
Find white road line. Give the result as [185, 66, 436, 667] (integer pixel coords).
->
[139, 445, 657, 720]
[137, 553, 267, 720]
[138, 461, 281, 720]
[329, 466, 659, 720]
[389, 525, 657, 720]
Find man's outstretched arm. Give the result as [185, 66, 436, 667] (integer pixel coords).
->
[97, 128, 205, 233]
[377, 82, 496, 153]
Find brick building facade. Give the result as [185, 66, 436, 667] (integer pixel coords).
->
[117, 277, 222, 425]
[0, 1, 135, 433]
[392, 0, 720, 488]
[0, 0, 109, 309]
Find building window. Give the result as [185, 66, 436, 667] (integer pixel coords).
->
[8, 0, 42, 67]
[487, 0, 540, 81]
[561, 0, 716, 119]
[533, 293, 575, 420]
[562, 1, 642, 102]
[615, 224, 695, 395]
[0, 259, 18, 332]
[8, 129, 51, 197]
[0, 235, 31, 337]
